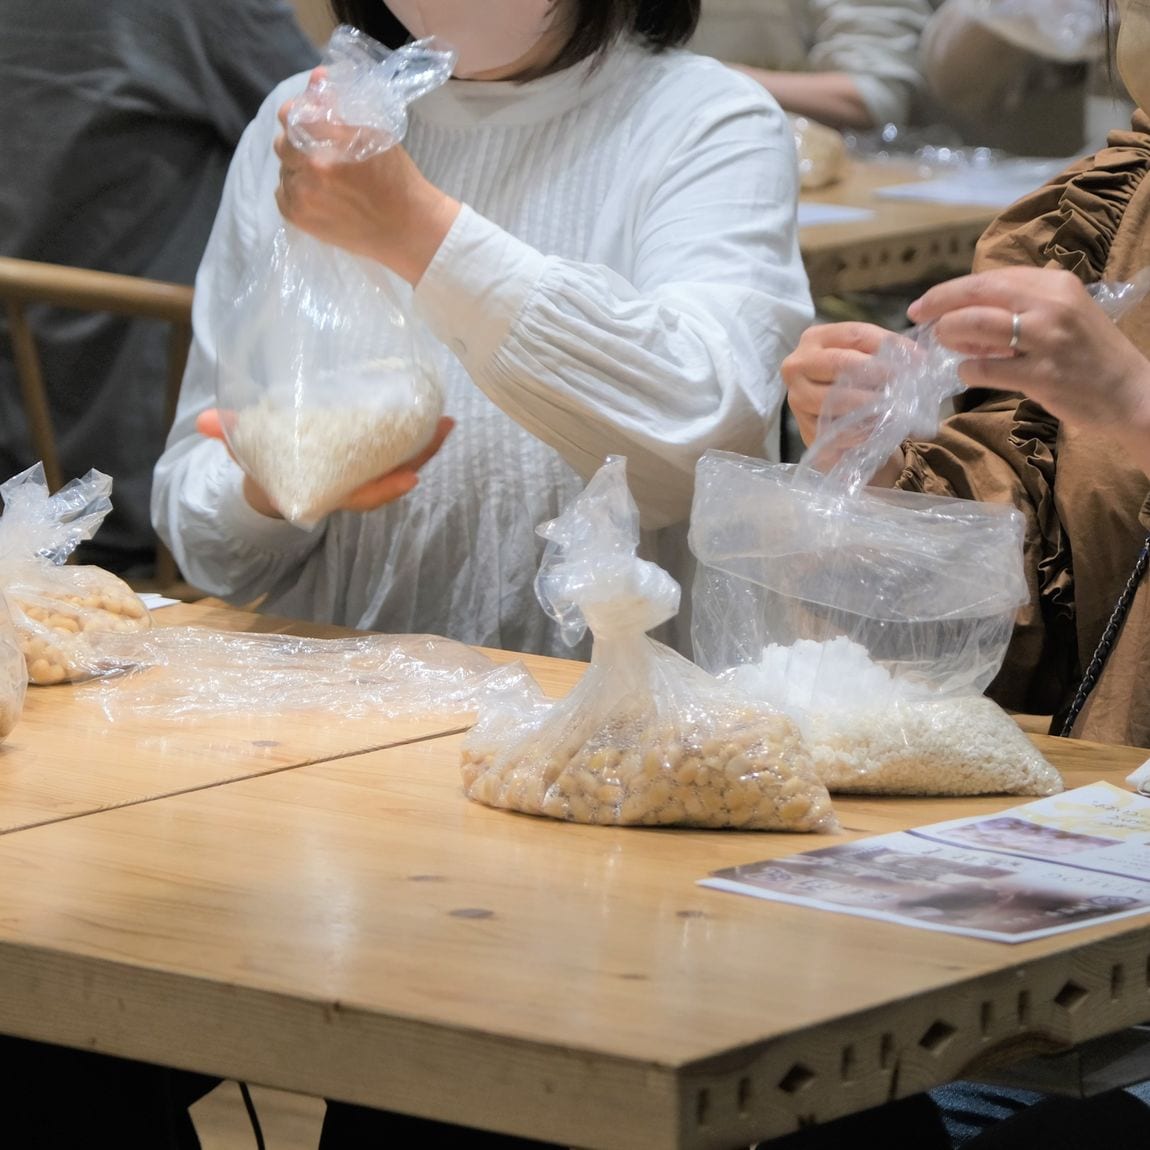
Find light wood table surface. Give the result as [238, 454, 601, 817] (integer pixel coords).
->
[800, 161, 999, 298]
[0, 601, 580, 836]
[1, 716, 1147, 1149]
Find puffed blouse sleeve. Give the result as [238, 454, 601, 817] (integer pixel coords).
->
[412, 71, 811, 530]
[973, 110, 1150, 279]
[894, 113, 1150, 713]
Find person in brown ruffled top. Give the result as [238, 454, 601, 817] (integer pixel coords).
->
[783, 0, 1150, 750]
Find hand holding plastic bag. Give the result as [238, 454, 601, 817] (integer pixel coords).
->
[0, 464, 150, 685]
[216, 28, 457, 525]
[463, 458, 836, 831]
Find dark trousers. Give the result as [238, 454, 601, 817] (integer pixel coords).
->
[5, 1034, 1150, 1150]
[0, 1035, 216, 1149]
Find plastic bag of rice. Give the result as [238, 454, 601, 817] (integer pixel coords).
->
[689, 446, 1065, 795]
[216, 31, 455, 524]
[726, 637, 1061, 796]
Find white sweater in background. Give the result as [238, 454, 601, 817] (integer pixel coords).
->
[152, 37, 812, 658]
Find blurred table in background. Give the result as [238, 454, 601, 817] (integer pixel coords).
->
[799, 161, 1000, 298]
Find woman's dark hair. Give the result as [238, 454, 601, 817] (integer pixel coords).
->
[328, 1, 700, 69]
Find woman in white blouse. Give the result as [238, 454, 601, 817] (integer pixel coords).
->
[153, 0, 811, 659]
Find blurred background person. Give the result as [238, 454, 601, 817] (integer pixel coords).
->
[689, 0, 933, 132]
[0, 0, 318, 577]
[918, 0, 1126, 157]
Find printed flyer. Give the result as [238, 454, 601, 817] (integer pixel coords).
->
[701, 783, 1150, 943]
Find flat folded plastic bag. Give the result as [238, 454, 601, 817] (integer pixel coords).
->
[461, 457, 836, 831]
[78, 626, 532, 724]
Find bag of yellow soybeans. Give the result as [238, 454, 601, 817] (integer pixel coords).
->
[461, 458, 835, 832]
[0, 464, 151, 685]
[0, 594, 26, 739]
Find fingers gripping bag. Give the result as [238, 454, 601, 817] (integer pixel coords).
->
[0, 464, 150, 685]
[461, 458, 836, 831]
[216, 28, 456, 525]
[690, 323, 1065, 797]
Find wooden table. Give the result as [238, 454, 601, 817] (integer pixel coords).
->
[0, 602, 573, 836]
[799, 161, 999, 298]
[1, 627, 1149, 1150]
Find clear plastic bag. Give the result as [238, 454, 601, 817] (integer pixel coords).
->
[0, 594, 26, 740]
[690, 318, 1062, 795]
[216, 28, 456, 525]
[952, 0, 1105, 61]
[462, 458, 836, 831]
[790, 115, 847, 191]
[0, 464, 151, 685]
[77, 626, 531, 723]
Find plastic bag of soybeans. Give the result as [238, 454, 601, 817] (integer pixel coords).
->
[460, 458, 836, 832]
[0, 464, 150, 685]
[0, 594, 26, 739]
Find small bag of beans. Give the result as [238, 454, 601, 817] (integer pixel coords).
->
[0, 595, 27, 740]
[461, 458, 836, 832]
[0, 464, 151, 685]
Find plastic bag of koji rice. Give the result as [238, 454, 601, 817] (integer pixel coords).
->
[689, 318, 1063, 798]
[461, 457, 836, 831]
[215, 29, 455, 525]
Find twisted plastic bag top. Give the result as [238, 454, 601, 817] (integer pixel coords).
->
[534, 457, 680, 646]
[0, 463, 113, 566]
[285, 27, 457, 161]
[802, 271, 1150, 499]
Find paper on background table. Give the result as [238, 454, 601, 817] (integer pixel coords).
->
[797, 202, 877, 227]
[703, 782, 1150, 943]
[140, 592, 182, 610]
[873, 157, 1074, 209]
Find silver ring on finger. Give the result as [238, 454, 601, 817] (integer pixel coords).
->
[1008, 311, 1022, 352]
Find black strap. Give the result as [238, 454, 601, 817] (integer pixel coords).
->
[1057, 532, 1150, 738]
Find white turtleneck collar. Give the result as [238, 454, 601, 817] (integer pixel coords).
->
[410, 35, 649, 128]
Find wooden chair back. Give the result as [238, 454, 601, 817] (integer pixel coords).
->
[0, 256, 194, 592]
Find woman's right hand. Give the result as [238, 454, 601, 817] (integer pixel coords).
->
[780, 321, 907, 484]
[195, 410, 455, 519]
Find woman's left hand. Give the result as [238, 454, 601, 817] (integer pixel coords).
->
[274, 91, 461, 285]
[907, 266, 1150, 437]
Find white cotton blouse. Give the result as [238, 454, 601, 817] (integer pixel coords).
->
[152, 37, 812, 659]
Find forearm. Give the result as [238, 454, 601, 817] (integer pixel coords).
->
[732, 66, 875, 130]
[415, 208, 811, 529]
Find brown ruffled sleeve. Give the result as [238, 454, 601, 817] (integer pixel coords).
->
[898, 397, 1077, 714]
[974, 110, 1150, 280]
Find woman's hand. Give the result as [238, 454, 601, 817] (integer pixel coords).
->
[196, 410, 456, 519]
[780, 320, 907, 484]
[273, 83, 461, 285]
[908, 267, 1150, 435]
